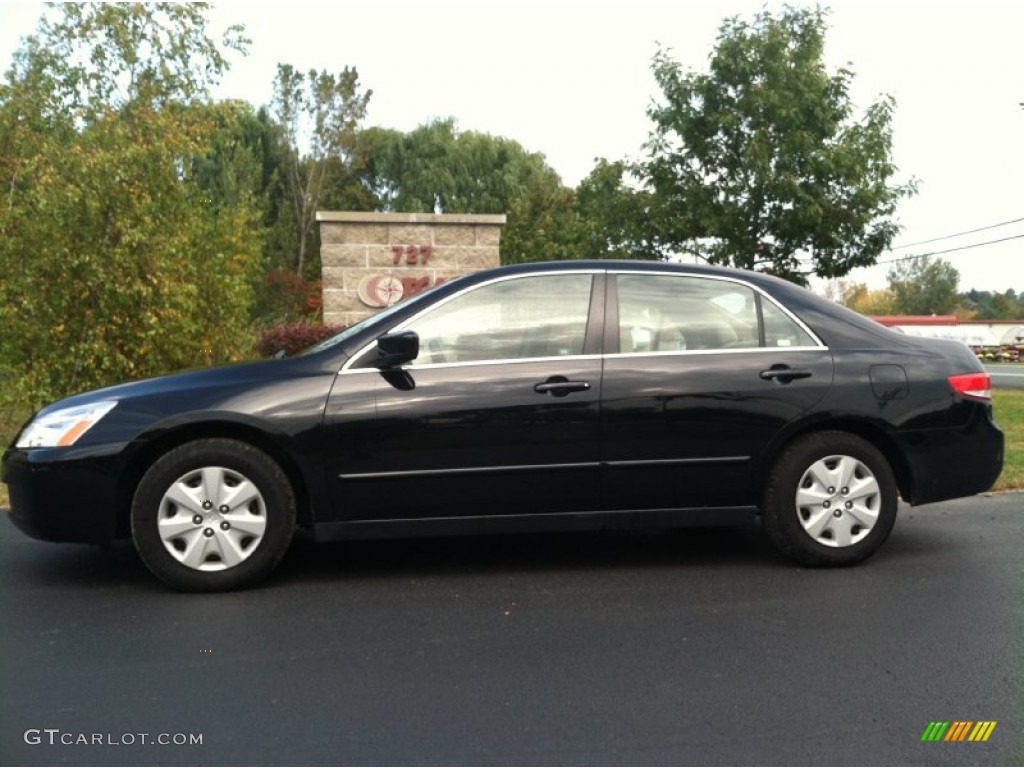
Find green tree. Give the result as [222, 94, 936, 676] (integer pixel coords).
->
[641, 6, 915, 283]
[359, 118, 556, 213]
[0, 3, 261, 407]
[960, 287, 1024, 319]
[886, 256, 960, 315]
[192, 100, 270, 213]
[572, 159, 659, 260]
[271, 63, 371, 277]
[345, 118, 584, 264]
[501, 179, 583, 263]
[991, 289, 1023, 319]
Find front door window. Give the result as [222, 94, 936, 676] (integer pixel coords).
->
[404, 273, 594, 365]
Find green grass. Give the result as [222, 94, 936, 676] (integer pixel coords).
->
[1, 390, 1022, 510]
[992, 389, 1024, 491]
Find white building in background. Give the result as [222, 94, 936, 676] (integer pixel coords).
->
[870, 316, 1024, 348]
[891, 324, 1001, 346]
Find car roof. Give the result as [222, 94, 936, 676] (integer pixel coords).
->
[485, 258, 746, 275]
[472, 259, 817, 298]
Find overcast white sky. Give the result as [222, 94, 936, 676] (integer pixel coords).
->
[1, 0, 1022, 292]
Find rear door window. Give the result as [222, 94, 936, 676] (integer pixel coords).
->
[615, 273, 819, 353]
[616, 274, 760, 353]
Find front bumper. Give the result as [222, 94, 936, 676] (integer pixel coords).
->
[2, 443, 127, 545]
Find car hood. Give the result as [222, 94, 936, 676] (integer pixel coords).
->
[35, 355, 341, 418]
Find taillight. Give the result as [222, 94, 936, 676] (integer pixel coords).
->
[948, 373, 992, 402]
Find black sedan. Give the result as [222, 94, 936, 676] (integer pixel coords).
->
[3, 261, 1004, 591]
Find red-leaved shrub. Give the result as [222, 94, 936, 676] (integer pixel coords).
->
[259, 270, 323, 321]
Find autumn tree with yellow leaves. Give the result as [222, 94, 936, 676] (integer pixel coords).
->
[0, 3, 263, 408]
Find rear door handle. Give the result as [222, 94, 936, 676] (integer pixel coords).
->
[759, 365, 813, 383]
[534, 377, 591, 397]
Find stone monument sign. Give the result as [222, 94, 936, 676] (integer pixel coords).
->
[317, 211, 505, 327]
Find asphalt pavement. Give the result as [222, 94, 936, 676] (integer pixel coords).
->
[1, 494, 1022, 766]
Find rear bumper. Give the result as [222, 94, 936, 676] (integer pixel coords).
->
[898, 405, 1004, 506]
[2, 444, 126, 545]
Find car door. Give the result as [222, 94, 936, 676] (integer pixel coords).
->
[321, 271, 605, 524]
[600, 271, 834, 510]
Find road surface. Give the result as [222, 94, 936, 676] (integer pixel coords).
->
[1, 494, 1022, 766]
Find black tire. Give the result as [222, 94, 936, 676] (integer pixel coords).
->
[131, 438, 296, 592]
[761, 431, 897, 567]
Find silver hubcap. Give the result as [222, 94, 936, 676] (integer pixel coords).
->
[795, 454, 881, 548]
[157, 466, 267, 571]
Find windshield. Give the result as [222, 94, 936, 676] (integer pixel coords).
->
[299, 275, 468, 356]
[298, 301, 407, 356]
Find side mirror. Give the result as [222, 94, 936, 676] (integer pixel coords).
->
[375, 330, 419, 368]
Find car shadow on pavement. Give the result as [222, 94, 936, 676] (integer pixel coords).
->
[4, 507, 967, 593]
[271, 521, 785, 587]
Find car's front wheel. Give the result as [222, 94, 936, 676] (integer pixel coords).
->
[761, 431, 898, 566]
[131, 439, 296, 591]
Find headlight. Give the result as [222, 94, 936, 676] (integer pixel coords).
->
[16, 401, 118, 448]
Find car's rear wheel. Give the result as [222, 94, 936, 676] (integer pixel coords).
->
[761, 431, 897, 566]
[131, 439, 295, 591]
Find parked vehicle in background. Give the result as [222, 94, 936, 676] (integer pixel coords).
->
[3, 261, 1004, 591]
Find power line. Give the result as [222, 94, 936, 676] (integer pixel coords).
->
[877, 232, 1024, 265]
[889, 216, 1024, 250]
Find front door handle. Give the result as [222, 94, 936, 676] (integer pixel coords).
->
[759, 365, 813, 384]
[534, 376, 591, 397]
